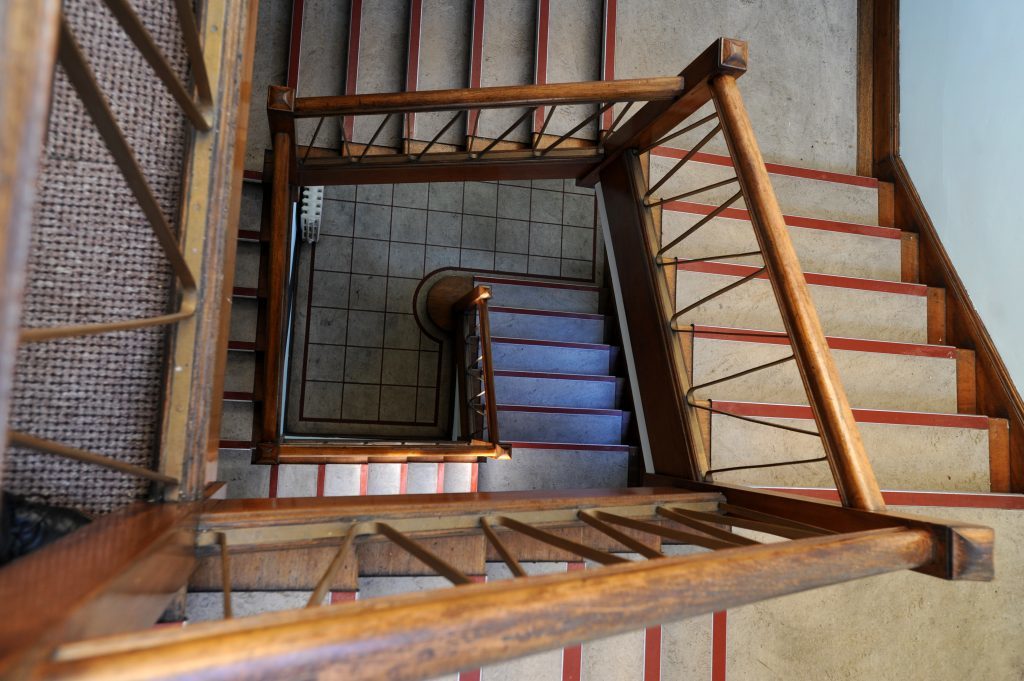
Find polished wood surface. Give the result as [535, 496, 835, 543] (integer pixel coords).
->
[711, 74, 886, 512]
[293, 76, 684, 117]
[274, 440, 501, 464]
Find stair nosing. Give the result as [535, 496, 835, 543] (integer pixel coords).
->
[490, 306, 605, 321]
[692, 324, 957, 359]
[494, 369, 617, 383]
[475, 275, 601, 292]
[492, 336, 612, 351]
[677, 260, 929, 297]
[710, 400, 990, 430]
[497, 403, 623, 417]
[506, 441, 631, 452]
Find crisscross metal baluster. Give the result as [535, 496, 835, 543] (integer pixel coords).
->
[414, 110, 464, 161]
[358, 113, 395, 161]
[640, 111, 719, 154]
[647, 176, 740, 209]
[645, 123, 722, 199]
[655, 190, 744, 260]
[539, 102, 614, 156]
[477, 108, 536, 158]
[670, 264, 765, 322]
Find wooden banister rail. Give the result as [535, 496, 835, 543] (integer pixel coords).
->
[452, 286, 502, 448]
[709, 75, 886, 511]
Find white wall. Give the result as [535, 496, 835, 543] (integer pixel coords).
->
[900, 0, 1024, 387]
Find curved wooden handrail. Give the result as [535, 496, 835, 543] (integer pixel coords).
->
[453, 286, 501, 447]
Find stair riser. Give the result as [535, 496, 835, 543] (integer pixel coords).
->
[490, 311, 605, 343]
[414, 0, 471, 146]
[479, 448, 629, 491]
[352, 0, 408, 146]
[492, 342, 613, 375]
[229, 298, 258, 344]
[649, 153, 880, 225]
[692, 337, 957, 413]
[543, 0, 603, 140]
[709, 414, 991, 491]
[497, 410, 625, 445]
[676, 269, 928, 343]
[220, 401, 253, 441]
[482, 281, 600, 313]
[294, 0, 349, 150]
[478, 0, 536, 142]
[235, 240, 260, 290]
[225, 352, 255, 394]
[495, 375, 618, 409]
[187, 592, 311, 623]
[662, 209, 901, 282]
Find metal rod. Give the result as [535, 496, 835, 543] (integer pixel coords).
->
[540, 102, 614, 156]
[495, 516, 629, 566]
[8, 430, 179, 486]
[101, 0, 212, 130]
[718, 504, 836, 537]
[307, 524, 359, 607]
[218, 533, 233, 619]
[375, 523, 473, 585]
[671, 265, 765, 321]
[704, 455, 828, 478]
[662, 506, 824, 540]
[603, 100, 636, 140]
[641, 111, 719, 154]
[477, 299, 500, 445]
[655, 190, 744, 257]
[577, 510, 663, 559]
[686, 354, 795, 397]
[590, 510, 743, 551]
[359, 113, 394, 162]
[533, 105, 558, 149]
[415, 110, 463, 161]
[339, 114, 351, 159]
[645, 123, 722, 199]
[20, 300, 196, 343]
[646, 176, 740, 208]
[480, 517, 527, 577]
[686, 401, 821, 437]
[664, 250, 762, 267]
[302, 116, 326, 165]
[57, 17, 197, 291]
[477, 108, 535, 158]
[655, 507, 759, 546]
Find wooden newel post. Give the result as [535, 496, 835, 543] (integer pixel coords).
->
[709, 74, 886, 512]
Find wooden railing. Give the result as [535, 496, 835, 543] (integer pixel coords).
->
[0, 36, 996, 681]
[451, 285, 502, 450]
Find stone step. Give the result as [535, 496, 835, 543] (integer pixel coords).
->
[234, 238, 260, 291]
[408, 0, 471, 147]
[689, 325, 961, 414]
[489, 307, 606, 343]
[538, 0, 604, 141]
[661, 200, 903, 282]
[675, 261, 931, 343]
[496, 405, 629, 445]
[649, 147, 882, 226]
[350, 0, 408, 146]
[476, 0, 536, 143]
[224, 352, 255, 395]
[475, 275, 601, 313]
[491, 338, 616, 375]
[494, 370, 620, 409]
[705, 401, 1004, 492]
[294, 0, 350, 150]
[479, 444, 631, 492]
[229, 297, 258, 344]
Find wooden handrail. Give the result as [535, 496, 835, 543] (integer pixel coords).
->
[292, 77, 684, 117]
[452, 286, 501, 447]
[709, 74, 886, 511]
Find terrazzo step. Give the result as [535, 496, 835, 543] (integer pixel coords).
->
[475, 0, 536, 143]
[491, 338, 616, 375]
[220, 400, 253, 443]
[224, 352, 255, 394]
[661, 201, 903, 282]
[689, 325, 962, 414]
[479, 444, 631, 491]
[294, 0, 350, 149]
[349, 0, 408, 146]
[649, 147, 882, 226]
[489, 307, 606, 343]
[229, 297, 258, 344]
[675, 261, 931, 344]
[407, 0, 471, 147]
[705, 401, 1006, 493]
[536, 0, 604, 141]
[234, 239, 261, 290]
[475, 275, 601, 313]
[494, 370, 620, 409]
[496, 405, 629, 445]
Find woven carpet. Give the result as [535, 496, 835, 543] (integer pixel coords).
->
[5, 0, 189, 514]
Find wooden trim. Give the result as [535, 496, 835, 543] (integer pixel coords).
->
[926, 286, 946, 345]
[989, 418, 1011, 493]
[0, 0, 60, 478]
[957, 349, 977, 414]
[710, 400, 990, 430]
[678, 259, 928, 297]
[871, 0, 899, 179]
[877, 181, 895, 227]
[765, 486, 1024, 510]
[286, 0, 304, 89]
[0, 503, 197, 675]
[900, 231, 919, 283]
[856, 0, 874, 175]
[693, 324, 957, 359]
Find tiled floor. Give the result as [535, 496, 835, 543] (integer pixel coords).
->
[285, 178, 601, 438]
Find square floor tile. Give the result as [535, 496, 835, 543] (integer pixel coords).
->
[356, 184, 393, 206]
[463, 181, 498, 216]
[302, 381, 342, 419]
[530, 188, 563, 224]
[391, 206, 427, 243]
[277, 464, 319, 497]
[428, 182, 463, 212]
[384, 313, 421, 350]
[386, 277, 419, 314]
[346, 309, 385, 346]
[416, 387, 436, 423]
[388, 241, 425, 278]
[351, 238, 389, 275]
[342, 383, 380, 420]
[462, 214, 497, 250]
[561, 226, 594, 260]
[426, 210, 462, 246]
[325, 185, 356, 201]
[308, 307, 347, 345]
[563, 192, 595, 227]
[393, 183, 429, 209]
[497, 184, 531, 220]
[461, 249, 495, 270]
[321, 200, 355, 236]
[418, 352, 439, 387]
[495, 252, 529, 273]
[344, 346, 382, 383]
[496, 218, 529, 253]
[529, 222, 562, 257]
[560, 258, 594, 280]
[311, 271, 350, 308]
[425, 245, 460, 273]
[348, 273, 387, 311]
[306, 344, 345, 382]
[379, 385, 418, 422]
[528, 255, 560, 276]
[381, 349, 419, 386]
[532, 179, 563, 191]
[314, 236, 352, 272]
[354, 202, 392, 240]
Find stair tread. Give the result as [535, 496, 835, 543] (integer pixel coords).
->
[663, 199, 900, 239]
[490, 305, 605, 320]
[678, 260, 929, 297]
[492, 336, 612, 350]
[692, 324, 957, 358]
[709, 399, 991, 429]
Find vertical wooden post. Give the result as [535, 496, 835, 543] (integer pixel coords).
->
[710, 74, 885, 512]
[476, 299, 500, 444]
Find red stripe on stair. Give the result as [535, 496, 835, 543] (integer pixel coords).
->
[712, 611, 727, 681]
[436, 462, 446, 493]
[601, 0, 617, 131]
[692, 325, 957, 359]
[652, 147, 879, 188]
[497, 404, 621, 416]
[562, 562, 585, 681]
[490, 305, 605, 320]
[663, 199, 900, 240]
[492, 336, 611, 351]
[475, 275, 600, 292]
[495, 369, 617, 382]
[711, 400, 990, 430]
[343, 0, 362, 141]
[534, 0, 550, 130]
[644, 625, 661, 681]
[405, 0, 423, 140]
[286, 0, 304, 89]
[677, 260, 928, 297]
[769, 488, 1024, 509]
[330, 591, 357, 604]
